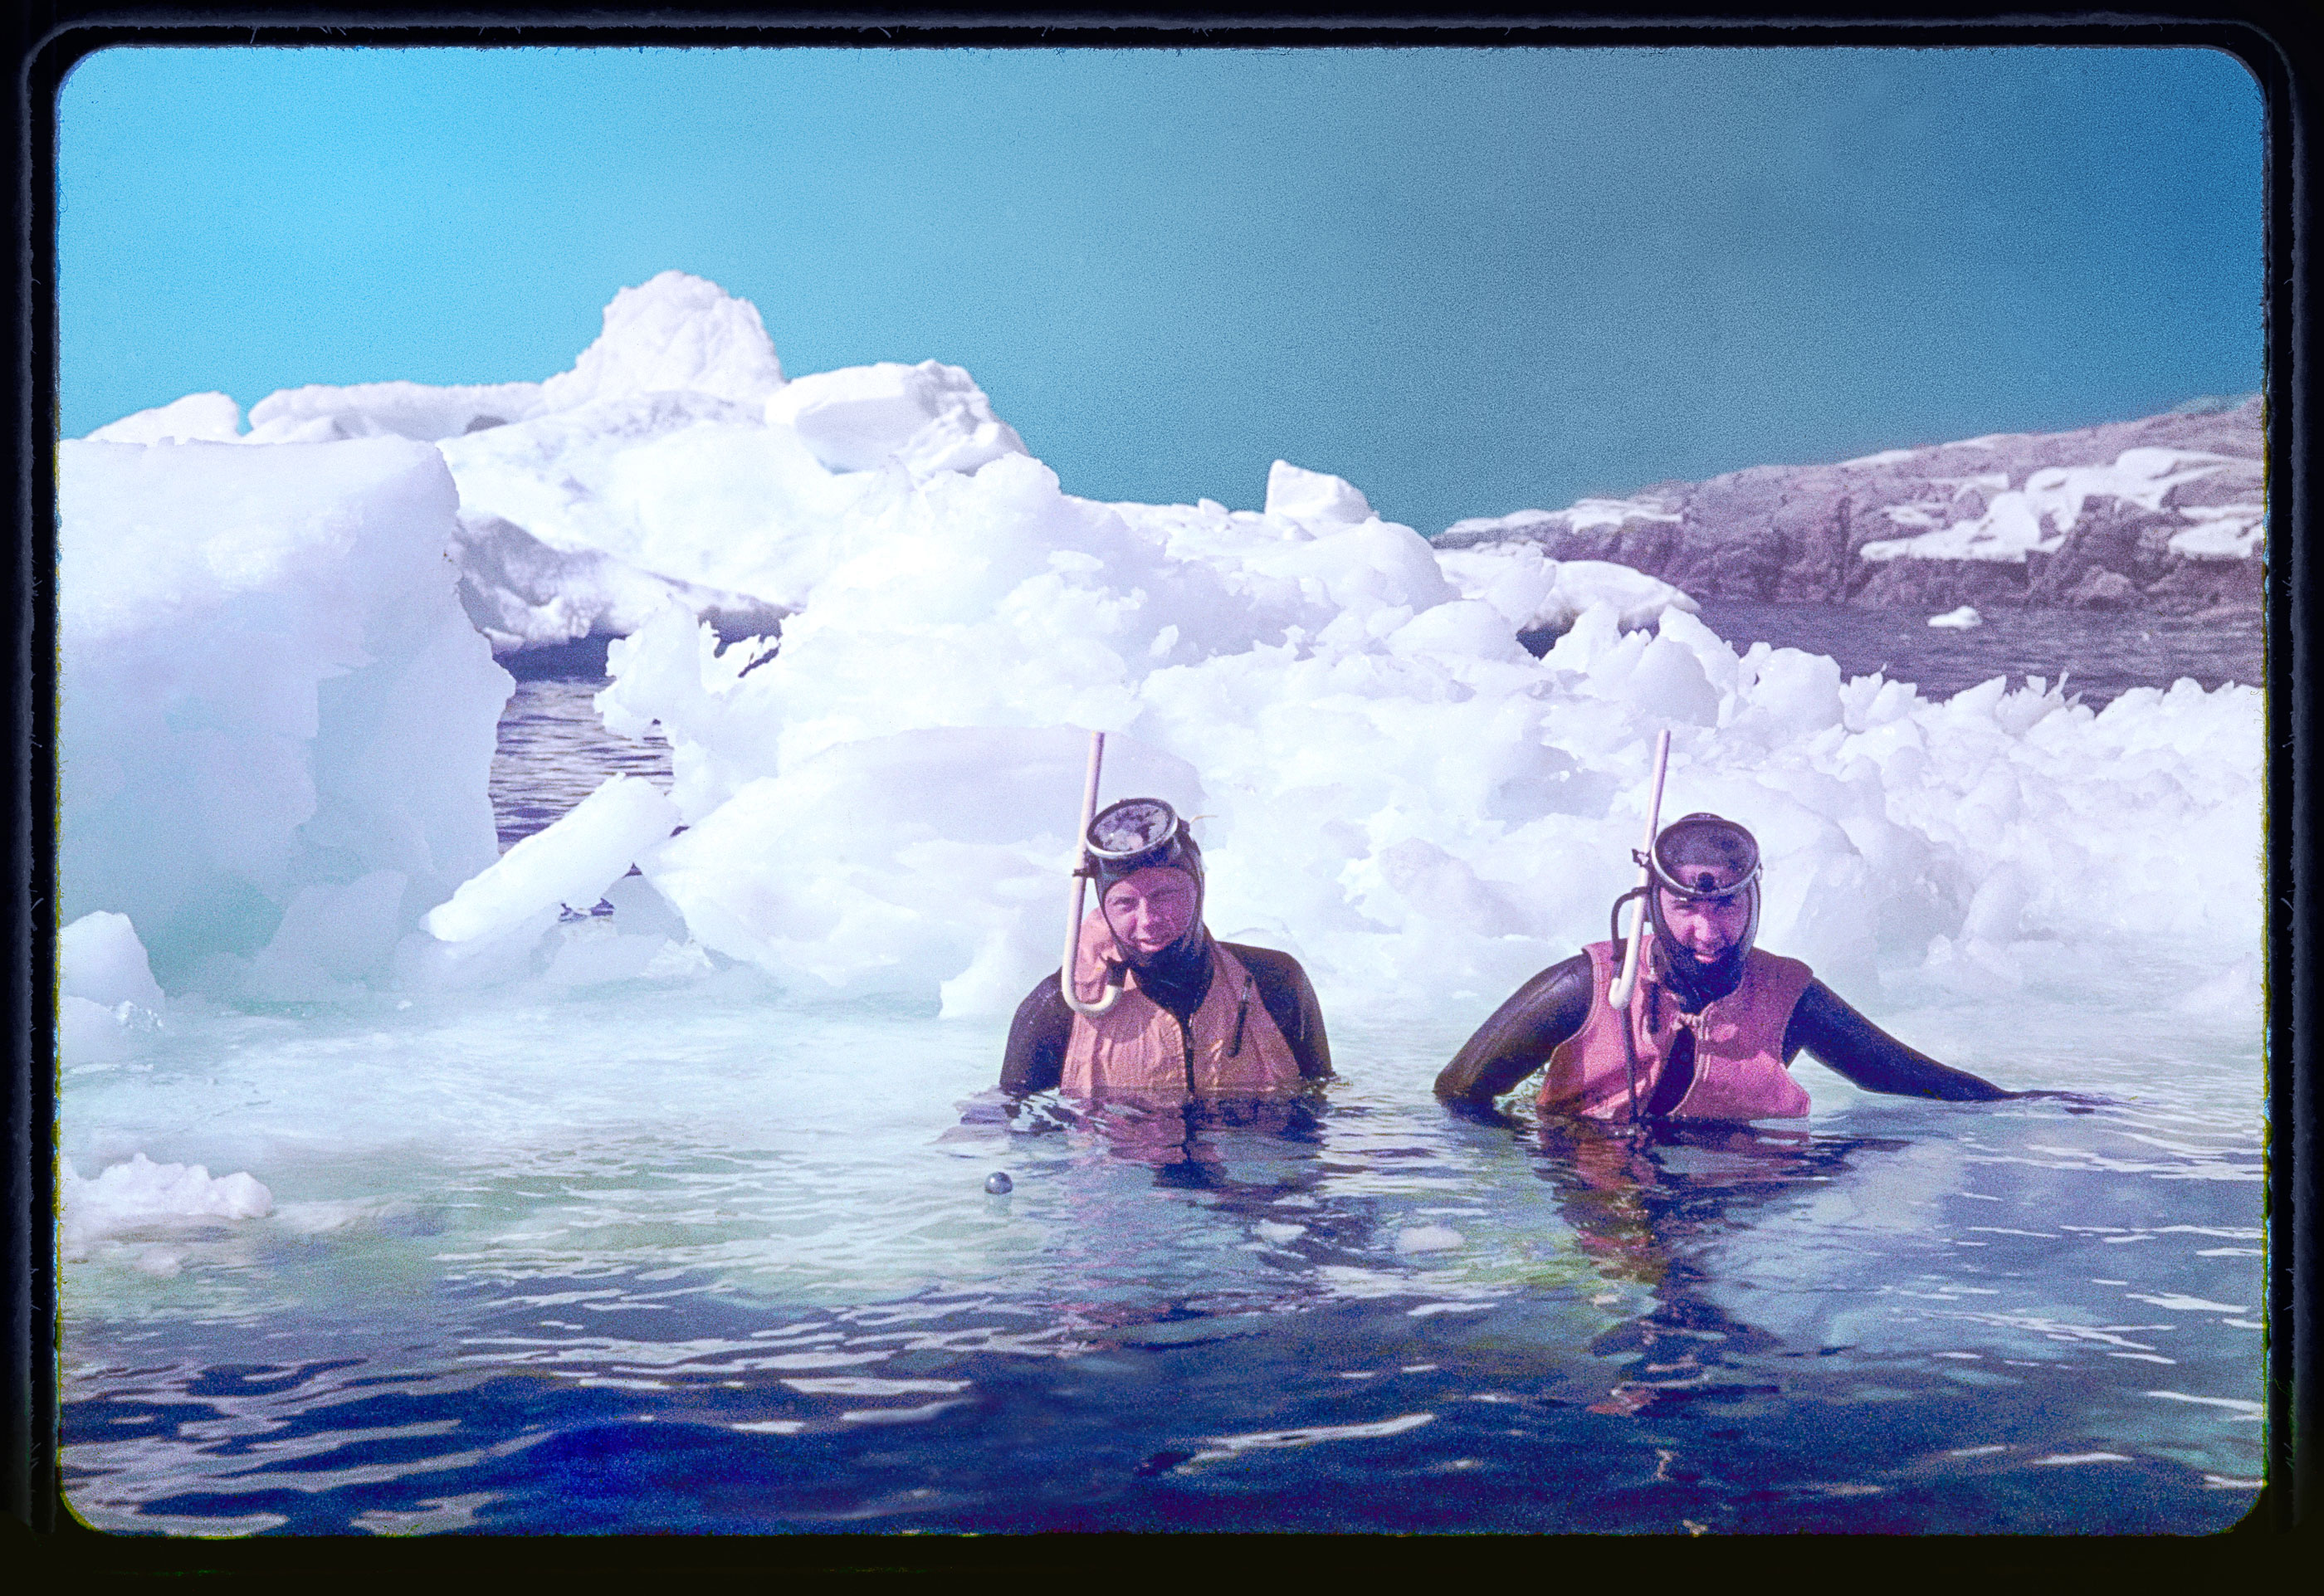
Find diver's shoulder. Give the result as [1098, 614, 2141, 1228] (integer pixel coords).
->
[1218, 941, 1315, 988]
[1013, 968, 1072, 1025]
[1746, 947, 1815, 982]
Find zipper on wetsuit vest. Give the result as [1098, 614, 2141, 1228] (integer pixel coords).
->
[1181, 963, 1255, 1093]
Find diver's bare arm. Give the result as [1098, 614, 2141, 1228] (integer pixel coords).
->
[1784, 981, 2012, 1101]
[1433, 956, 1593, 1105]
[999, 976, 1070, 1095]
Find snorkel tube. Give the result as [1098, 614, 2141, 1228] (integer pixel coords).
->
[1061, 730, 1126, 1017]
[1608, 730, 1672, 1123]
[1609, 729, 1673, 1012]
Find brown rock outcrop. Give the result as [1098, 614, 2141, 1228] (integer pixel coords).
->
[1437, 397, 2263, 615]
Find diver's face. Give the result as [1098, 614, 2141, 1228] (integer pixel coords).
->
[1658, 888, 1750, 964]
[1102, 867, 1199, 959]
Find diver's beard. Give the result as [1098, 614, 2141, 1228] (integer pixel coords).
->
[1662, 943, 1745, 1008]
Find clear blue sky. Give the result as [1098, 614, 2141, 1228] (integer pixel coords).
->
[56, 46, 2263, 534]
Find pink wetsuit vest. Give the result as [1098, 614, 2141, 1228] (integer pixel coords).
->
[1539, 939, 1815, 1122]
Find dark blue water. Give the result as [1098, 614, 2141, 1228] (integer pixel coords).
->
[487, 678, 672, 852]
[60, 1039, 2264, 1535]
[1689, 600, 2262, 709]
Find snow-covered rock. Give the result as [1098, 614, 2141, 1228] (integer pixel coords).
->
[1436, 397, 2263, 613]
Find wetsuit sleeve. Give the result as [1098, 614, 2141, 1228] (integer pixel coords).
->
[1227, 945, 1334, 1081]
[1433, 954, 1594, 1105]
[1783, 980, 2012, 1101]
[999, 972, 1073, 1095]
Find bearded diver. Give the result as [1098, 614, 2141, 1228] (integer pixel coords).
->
[1435, 813, 2019, 1120]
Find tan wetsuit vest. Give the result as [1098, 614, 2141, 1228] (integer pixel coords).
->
[1060, 910, 1302, 1100]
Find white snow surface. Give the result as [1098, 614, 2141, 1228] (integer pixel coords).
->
[766, 359, 1026, 478]
[246, 379, 549, 446]
[237, 271, 779, 447]
[1928, 606, 1984, 630]
[1443, 495, 1682, 543]
[57, 911, 168, 1067]
[422, 774, 680, 944]
[2166, 502, 2268, 560]
[88, 392, 244, 445]
[89, 273, 814, 653]
[60, 911, 166, 1012]
[582, 439, 2259, 1022]
[1266, 460, 1377, 528]
[1861, 447, 2245, 564]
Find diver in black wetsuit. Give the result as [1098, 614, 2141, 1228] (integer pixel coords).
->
[1434, 813, 2019, 1118]
[1000, 800, 1332, 1096]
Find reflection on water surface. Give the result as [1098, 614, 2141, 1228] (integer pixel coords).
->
[61, 993, 2263, 1535]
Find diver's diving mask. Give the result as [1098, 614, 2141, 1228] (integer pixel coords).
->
[1085, 797, 1195, 879]
[1646, 812, 1763, 900]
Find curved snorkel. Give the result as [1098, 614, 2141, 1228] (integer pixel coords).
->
[1608, 729, 1672, 1125]
[1060, 730, 1127, 1017]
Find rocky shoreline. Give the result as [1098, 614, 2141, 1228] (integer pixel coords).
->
[1435, 397, 2263, 617]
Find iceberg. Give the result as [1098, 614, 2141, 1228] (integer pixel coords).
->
[422, 774, 680, 944]
[59, 1153, 272, 1266]
[1435, 543, 1700, 635]
[767, 359, 1027, 478]
[58, 433, 509, 993]
[64, 271, 2258, 1040]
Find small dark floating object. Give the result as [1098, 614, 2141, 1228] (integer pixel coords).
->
[984, 1172, 1013, 1195]
[1135, 1449, 1194, 1477]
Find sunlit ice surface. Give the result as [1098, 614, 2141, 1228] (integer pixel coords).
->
[60, 945, 2261, 1535]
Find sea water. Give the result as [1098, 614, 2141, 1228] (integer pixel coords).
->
[57, 611, 2268, 1536]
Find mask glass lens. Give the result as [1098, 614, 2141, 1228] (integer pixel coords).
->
[1088, 798, 1180, 860]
